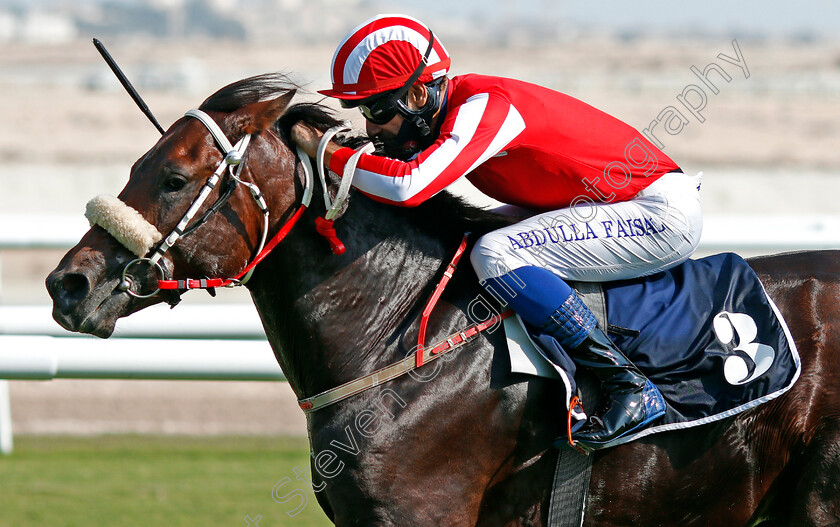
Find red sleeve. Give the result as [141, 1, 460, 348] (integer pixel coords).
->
[328, 147, 355, 176]
[328, 93, 525, 207]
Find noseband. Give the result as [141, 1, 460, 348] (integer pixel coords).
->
[85, 109, 369, 299]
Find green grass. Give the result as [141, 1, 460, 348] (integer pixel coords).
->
[0, 435, 333, 527]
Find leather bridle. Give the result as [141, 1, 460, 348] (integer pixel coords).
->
[86, 110, 367, 299]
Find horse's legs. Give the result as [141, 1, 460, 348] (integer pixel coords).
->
[787, 422, 840, 526]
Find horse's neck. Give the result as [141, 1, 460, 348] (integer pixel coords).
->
[248, 194, 458, 398]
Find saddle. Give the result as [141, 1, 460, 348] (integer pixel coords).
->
[505, 252, 801, 448]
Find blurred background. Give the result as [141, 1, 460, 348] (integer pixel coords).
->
[0, 0, 838, 525]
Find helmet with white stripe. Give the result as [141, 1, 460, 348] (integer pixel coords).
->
[318, 14, 451, 101]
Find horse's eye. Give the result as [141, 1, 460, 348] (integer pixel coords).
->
[163, 175, 187, 193]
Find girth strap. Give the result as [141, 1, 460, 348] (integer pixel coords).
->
[571, 281, 607, 330]
[548, 447, 593, 527]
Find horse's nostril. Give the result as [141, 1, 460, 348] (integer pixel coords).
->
[54, 272, 91, 305]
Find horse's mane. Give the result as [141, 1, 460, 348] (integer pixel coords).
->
[200, 73, 515, 237]
[199, 72, 299, 113]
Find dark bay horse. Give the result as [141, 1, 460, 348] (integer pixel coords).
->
[46, 74, 840, 526]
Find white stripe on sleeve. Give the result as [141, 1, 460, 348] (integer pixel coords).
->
[351, 93, 490, 202]
[351, 95, 526, 204]
[464, 104, 525, 174]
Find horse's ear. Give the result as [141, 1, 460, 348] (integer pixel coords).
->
[233, 89, 296, 135]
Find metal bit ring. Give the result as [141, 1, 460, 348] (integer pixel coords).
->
[119, 257, 165, 299]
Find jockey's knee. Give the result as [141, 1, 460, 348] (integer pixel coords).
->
[470, 232, 512, 282]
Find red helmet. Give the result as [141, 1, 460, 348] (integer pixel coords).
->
[318, 14, 451, 101]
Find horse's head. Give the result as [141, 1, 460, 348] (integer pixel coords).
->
[46, 74, 304, 337]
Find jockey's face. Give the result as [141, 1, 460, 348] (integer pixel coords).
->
[364, 84, 427, 140]
[365, 112, 403, 138]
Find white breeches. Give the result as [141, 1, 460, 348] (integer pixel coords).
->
[470, 172, 703, 282]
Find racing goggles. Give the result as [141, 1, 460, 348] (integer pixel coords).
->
[342, 31, 436, 125]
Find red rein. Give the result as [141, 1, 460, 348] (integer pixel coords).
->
[158, 205, 309, 290]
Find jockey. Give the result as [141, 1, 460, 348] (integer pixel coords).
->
[291, 14, 703, 450]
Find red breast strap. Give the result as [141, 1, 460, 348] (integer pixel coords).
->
[426, 309, 513, 357]
[294, 235, 514, 414]
[416, 235, 469, 367]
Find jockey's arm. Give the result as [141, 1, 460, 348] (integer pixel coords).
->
[294, 94, 524, 207]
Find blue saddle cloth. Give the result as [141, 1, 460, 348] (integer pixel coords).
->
[530, 252, 801, 447]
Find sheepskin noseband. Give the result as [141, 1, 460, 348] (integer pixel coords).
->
[85, 195, 163, 257]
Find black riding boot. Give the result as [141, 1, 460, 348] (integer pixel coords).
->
[566, 326, 666, 450]
[483, 272, 667, 451]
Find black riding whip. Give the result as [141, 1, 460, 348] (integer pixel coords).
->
[92, 38, 166, 135]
